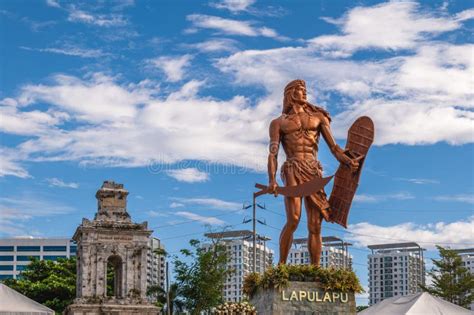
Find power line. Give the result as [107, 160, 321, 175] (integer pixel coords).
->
[150, 208, 246, 229]
[260, 207, 474, 247]
[350, 207, 473, 212]
[159, 222, 247, 241]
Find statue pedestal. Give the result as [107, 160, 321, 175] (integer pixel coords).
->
[250, 281, 356, 315]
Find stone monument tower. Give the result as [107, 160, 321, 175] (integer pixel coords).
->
[65, 181, 160, 315]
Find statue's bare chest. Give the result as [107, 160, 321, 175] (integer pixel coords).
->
[280, 112, 320, 135]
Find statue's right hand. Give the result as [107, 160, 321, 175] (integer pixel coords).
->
[269, 181, 278, 197]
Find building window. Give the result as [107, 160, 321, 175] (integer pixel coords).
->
[43, 246, 67, 252]
[16, 265, 28, 271]
[17, 256, 40, 261]
[0, 256, 14, 261]
[0, 246, 14, 252]
[0, 265, 14, 271]
[0, 275, 13, 280]
[17, 246, 40, 252]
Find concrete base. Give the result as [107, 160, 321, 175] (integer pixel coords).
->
[64, 303, 160, 315]
[250, 281, 356, 315]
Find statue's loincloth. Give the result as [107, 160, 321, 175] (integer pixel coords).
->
[281, 158, 330, 211]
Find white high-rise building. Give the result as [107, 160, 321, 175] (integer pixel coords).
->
[203, 230, 274, 303]
[0, 236, 166, 291]
[368, 242, 425, 305]
[147, 237, 166, 290]
[454, 248, 474, 310]
[0, 238, 76, 280]
[288, 236, 352, 269]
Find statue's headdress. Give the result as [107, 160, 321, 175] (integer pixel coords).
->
[282, 79, 331, 121]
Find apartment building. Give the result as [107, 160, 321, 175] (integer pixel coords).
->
[147, 237, 166, 290]
[454, 248, 474, 310]
[288, 236, 353, 269]
[368, 242, 425, 305]
[203, 230, 274, 302]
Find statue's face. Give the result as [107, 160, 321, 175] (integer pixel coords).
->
[293, 84, 306, 104]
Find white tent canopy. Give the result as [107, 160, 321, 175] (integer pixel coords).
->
[359, 292, 474, 315]
[0, 284, 54, 315]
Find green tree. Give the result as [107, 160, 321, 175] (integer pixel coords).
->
[2, 257, 76, 314]
[420, 245, 474, 308]
[147, 283, 184, 314]
[174, 239, 230, 314]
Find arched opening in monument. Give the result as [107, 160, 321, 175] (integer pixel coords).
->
[106, 255, 123, 298]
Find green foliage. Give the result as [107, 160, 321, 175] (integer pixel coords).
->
[243, 264, 364, 298]
[147, 283, 184, 314]
[2, 257, 76, 314]
[420, 245, 474, 309]
[356, 305, 369, 312]
[106, 262, 115, 297]
[174, 238, 231, 315]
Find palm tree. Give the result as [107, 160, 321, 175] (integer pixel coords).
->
[147, 283, 184, 314]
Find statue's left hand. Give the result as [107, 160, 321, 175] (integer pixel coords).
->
[339, 153, 359, 173]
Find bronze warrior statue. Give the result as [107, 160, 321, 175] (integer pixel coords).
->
[267, 79, 361, 266]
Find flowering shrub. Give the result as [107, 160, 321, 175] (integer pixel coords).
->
[214, 301, 257, 314]
[243, 264, 364, 298]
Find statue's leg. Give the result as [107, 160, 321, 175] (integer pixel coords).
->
[304, 195, 323, 266]
[279, 195, 301, 264]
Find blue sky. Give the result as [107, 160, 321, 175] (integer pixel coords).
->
[1, 0, 473, 304]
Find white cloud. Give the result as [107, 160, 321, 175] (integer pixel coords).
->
[112, 0, 135, 11]
[170, 202, 184, 208]
[185, 38, 239, 53]
[175, 211, 225, 225]
[166, 168, 209, 183]
[16, 73, 153, 123]
[20, 45, 111, 58]
[3, 73, 268, 171]
[0, 196, 75, 237]
[45, 177, 79, 189]
[396, 178, 440, 185]
[0, 105, 69, 136]
[310, 2, 460, 55]
[332, 97, 474, 146]
[356, 285, 369, 301]
[434, 194, 474, 204]
[0, 148, 30, 178]
[217, 42, 474, 146]
[45, 0, 60, 8]
[2, 2, 473, 177]
[354, 192, 415, 203]
[186, 14, 281, 38]
[348, 216, 474, 250]
[148, 55, 193, 82]
[210, 0, 255, 13]
[455, 8, 474, 22]
[147, 210, 169, 217]
[353, 194, 378, 203]
[67, 7, 127, 27]
[173, 197, 241, 211]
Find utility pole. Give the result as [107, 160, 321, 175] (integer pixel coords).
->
[252, 193, 257, 274]
[244, 197, 266, 274]
[166, 261, 170, 315]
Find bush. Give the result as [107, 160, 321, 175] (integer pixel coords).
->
[243, 265, 363, 299]
[214, 301, 256, 315]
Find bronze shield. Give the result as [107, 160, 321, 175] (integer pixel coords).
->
[329, 116, 375, 228]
